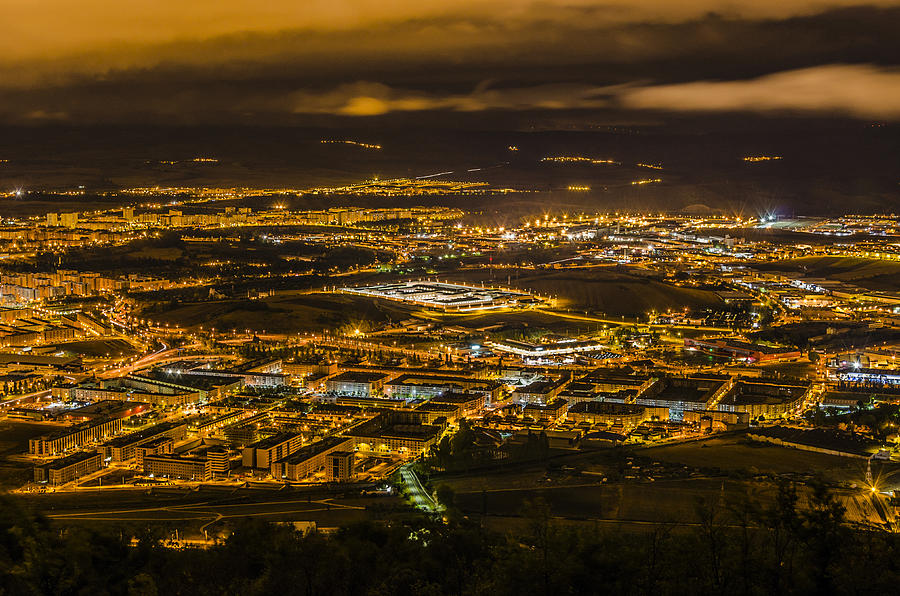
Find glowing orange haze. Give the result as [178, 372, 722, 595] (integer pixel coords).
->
[3, 0, 894, 62]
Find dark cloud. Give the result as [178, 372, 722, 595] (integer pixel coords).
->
[288, 82, 618, 116]
[0, 3, 898, 123]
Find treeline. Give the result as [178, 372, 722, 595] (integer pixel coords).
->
[3, 483, 900, 595]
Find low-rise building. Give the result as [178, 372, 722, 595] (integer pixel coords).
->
[33, 450, 102, 485]
[347, 412, 443, 458]
[567, 401, 667, 430]
[102, 421, 188, 462]
[523, 398, 569, 422]
[717, 380, 811, 419]
[414, 401, 462, 424]
[578, 369, 656, 395]
[242, 431, 303, 469]
[430, 391, 486, 416]
[326, 371, 390, 397]
[143, 454, 212, 481]
[512, 376, 570, 405]
[270, 437, 354, 481]
[684, 338, 802, 363]
[636, 374, 732, 418]
[682, 410, 749, 430]
[134, 437, 175, 467]
[29, 418, 123, 456]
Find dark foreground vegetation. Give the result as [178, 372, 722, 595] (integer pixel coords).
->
[2, 483, 900, 596]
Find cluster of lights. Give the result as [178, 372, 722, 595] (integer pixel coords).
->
[542, 156, 620, 165]
[145, 158, 219, 166]
[305, 178, 510, 196]
[320, 140, 383, 150]
[743, 156, 782, 162]
[631, 178, 662, 185]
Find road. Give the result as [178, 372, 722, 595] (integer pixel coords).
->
[400, 464, 439, 513]
[0, 389, 51, 407]
[534, 308, 734, 333]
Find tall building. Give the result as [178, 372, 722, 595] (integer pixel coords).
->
[207, 448, 230, 475]
[59, 212, 79, 228]
[325, 451, 354, 482]
[46, 213, 59, 227]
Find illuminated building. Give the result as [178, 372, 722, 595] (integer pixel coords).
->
[270, 437, 353, 481]
[143, 454, 212, 481]
[325, 451, 355, 482]
[242, 432, 303, 469]
[33, 451, 102, 485]
[29, 418, 123, 457]
[325, 371, 389, 397]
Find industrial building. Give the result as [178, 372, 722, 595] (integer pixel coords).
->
[343, 281, 534, 312]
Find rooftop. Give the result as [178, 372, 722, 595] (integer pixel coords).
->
[328, 371, 390, 384]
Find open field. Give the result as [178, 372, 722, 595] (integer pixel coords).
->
[424, 309, 615, 335]
[451, 476, 886, 527]
[147, 292, 413, 333]
[52, 338, 141, 358]
[18, 483, 410, 538]
[753, 257, 900, 292]
[454, 477, 769, 522]
[435, 437, 899, 527]
[0, 420, 66, 488]
[640, 435, 897, 485]
[443, 266, 724, 316]
[756, 360, 818, 379]
[140, 265, 725, 333]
